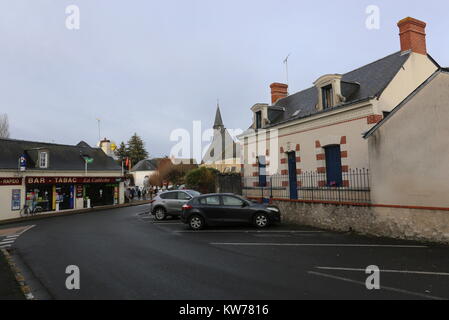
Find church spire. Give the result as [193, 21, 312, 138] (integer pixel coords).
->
[213, 100, 224, 130]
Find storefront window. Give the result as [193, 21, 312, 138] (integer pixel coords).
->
[85, 183, 117, 207]
[26, 185, 53, 212]
[55, 185, 74, 210]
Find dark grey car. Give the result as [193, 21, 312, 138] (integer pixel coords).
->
[180, 194, 281, 230]
[150, 190, 201, 221]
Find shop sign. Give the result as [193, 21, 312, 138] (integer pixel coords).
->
[76, 185, 84, 198]
[19, 155, 27, 172]
[0, 177, 23, 186]
[11, 189, 21, 211]
[26, 176, 123, 185]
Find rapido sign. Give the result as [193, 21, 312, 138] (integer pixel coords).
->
[0, 178, 23, 186]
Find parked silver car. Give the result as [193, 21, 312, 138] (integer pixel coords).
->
[150, 189, 201, 221]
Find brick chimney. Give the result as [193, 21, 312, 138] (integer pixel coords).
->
[270, 83, 288, 104]
[397, 17, 427, 55]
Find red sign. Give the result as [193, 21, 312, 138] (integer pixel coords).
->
[25, 177, 123, 185]
[76, 185, 84, 198]
[0, 177, 23, 186]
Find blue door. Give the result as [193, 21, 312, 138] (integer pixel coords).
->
[325, 145, 343, 187]
[258, 156, 267, 187]
[287, 152, 298, 200]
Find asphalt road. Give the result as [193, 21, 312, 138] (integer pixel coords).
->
[3, 205, 449, 300]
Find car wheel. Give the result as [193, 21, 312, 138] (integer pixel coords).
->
[254, 213, 269, 229]
[189, 215, 205, 231]
[154, 208, 167, 221]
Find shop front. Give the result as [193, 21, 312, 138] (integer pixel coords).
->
[25, 176, 122, 212]
[0, 177, 24, 217]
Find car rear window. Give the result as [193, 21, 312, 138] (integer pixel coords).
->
[160, 192, 177, 200]
[177, 192, 191, 201]
[186, 190, 201, 197]
[199, 196, 220, 205]
[222, 196, 244, 206]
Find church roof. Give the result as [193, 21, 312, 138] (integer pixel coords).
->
[213, 106, 224, 129]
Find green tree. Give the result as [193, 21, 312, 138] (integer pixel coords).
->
[127, 133, 149, 166]
[114, 142, 129, 162]
[185, 167, 219, 194]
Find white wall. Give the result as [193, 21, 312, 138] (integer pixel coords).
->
[369, 72, 449, 207]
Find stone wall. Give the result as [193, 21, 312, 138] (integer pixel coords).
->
[273, 200, 449, 244]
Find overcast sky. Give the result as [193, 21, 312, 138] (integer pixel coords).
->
[1, 0, 448, 161]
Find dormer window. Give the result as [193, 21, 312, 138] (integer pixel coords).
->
[39, 151, 48, 168]
[251, 103, 269, 130]
[322, 85, 334, 109]
[255, 111, 262, 129]
[314, 74, 343, 111]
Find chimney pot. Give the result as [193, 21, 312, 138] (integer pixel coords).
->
[397, 17, 427, 55]
[270, 83, 288, 104]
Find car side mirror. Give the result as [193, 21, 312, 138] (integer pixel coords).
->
[241, 202, 248, 208]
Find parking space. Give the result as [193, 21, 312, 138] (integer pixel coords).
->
[136, 212, 449, 300]
[4, 204, 448, 300]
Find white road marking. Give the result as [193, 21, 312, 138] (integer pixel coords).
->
[308, 271, 445, 300]
[176, 230, 325, 234]
[210, 243, 428, 248]
[0, 225, 35, 248]
[316, 266, 449, 277]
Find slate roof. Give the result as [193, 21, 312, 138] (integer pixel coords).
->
[267, 51, 413, 127]
[0, 138, 121, 171]
[213, 106, 224, 129]
[131, 159, 159, 172]
[131, 158, 198, 172]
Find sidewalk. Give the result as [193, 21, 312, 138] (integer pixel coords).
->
[0, 250, 25, 300]
[0, 200, 152, 226]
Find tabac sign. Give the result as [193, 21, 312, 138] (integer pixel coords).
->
[0, 178, 23, 186]
[25, 177, 123, 185]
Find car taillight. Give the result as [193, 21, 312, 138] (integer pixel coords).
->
[182, 204, 192, 210]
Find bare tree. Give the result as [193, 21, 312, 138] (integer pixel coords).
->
[0, 114, 10, 138]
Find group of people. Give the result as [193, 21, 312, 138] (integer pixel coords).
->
[125, 186, 161, 202]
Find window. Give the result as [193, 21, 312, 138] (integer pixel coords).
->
[177, 192, 192, 201]
[222, 196, 244, 206]
[322, 85, 334, 109]
[39, 152, 48, 168]
[160, 192, 177, 200]
[255, 111, 262, 129]
[199, 196, 221, 205]
[186, 190, 201, 198]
